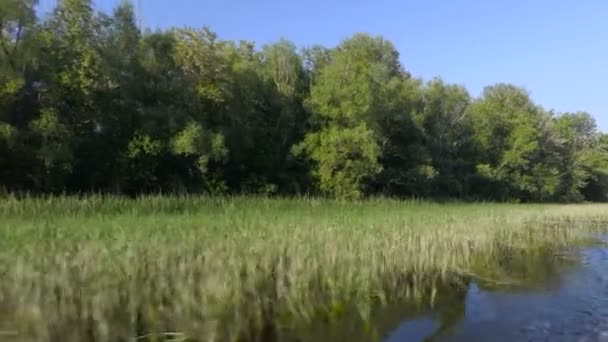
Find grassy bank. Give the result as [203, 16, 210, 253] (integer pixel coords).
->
[0, 196, 607, 341]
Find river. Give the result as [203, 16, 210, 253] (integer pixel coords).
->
[385, 236, 608, 342]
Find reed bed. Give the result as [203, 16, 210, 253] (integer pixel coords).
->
[0, 196, 606, 341]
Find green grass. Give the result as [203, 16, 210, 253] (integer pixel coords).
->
[0, 196, 607, 341]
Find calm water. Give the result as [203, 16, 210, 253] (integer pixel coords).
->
[385, 237, 608, 342]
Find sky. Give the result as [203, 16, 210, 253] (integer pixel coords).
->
[40, 0, 608, 132]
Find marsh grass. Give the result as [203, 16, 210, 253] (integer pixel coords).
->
[0, 196, 607, 341]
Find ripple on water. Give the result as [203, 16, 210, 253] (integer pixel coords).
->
[384, 239, 608, 342]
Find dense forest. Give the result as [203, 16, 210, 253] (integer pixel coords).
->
[1, 0, 608, 201]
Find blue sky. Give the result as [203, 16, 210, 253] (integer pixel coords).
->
[40, 0, 608, 131]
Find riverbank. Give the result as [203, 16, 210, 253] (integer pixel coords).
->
[0, 196, 607, 341]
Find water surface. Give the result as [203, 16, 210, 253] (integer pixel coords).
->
[385, 237, 608, 342]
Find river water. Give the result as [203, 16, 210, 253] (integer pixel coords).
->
[385, 237, 608, 342]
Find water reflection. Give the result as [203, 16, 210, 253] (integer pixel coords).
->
[386, 238, 608, 342]
[288, 238, 606, 342]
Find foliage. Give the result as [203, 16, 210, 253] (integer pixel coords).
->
[294, 124, 381, 198]
[0, 1, 606, 201]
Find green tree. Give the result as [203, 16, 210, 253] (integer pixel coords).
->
[0, 0, 38, 191]
[34, 0, 110, 191]
[415, 78, 476, 197]
[0, 1, 606, 201]
[371, 76, 426, 197]
[467, 84, 560, 201]
[253, 39, 308, 193]
[297, 34, 409, 198]
[0, 0, 36, 73]
[162, 28, 229, 192]
[555, 112, 608, 201]
[301, 44, 332, 87]
[294, 124, 381, 199]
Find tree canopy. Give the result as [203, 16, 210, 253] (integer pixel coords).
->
[1, 0, 607, 202]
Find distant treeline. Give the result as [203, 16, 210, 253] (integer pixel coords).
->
[1, 0, 607, 201]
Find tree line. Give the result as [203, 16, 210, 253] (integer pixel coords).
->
[2, 0, 607, 201]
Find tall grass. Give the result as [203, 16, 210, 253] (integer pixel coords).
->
[0, 196, 606, 341]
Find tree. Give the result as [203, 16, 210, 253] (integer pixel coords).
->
[34, 0, 109, 191]
[296, 34, 409, 198]
[554, 112, 608, 201]
[370, 76, 425, 197]
[253, 39, 309, 193]
[467, 84, 560, 201]
[415, 78, 476, 197]
[293, 124, 381, 199]
[0, 1, 606, 201]
[0, 0, 38, 191]
[162, 28, 229, 192]
[0, 0, 36, 74]
[301, 44, 332, 87]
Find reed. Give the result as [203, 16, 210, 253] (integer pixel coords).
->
[0, 196, 606, 341]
